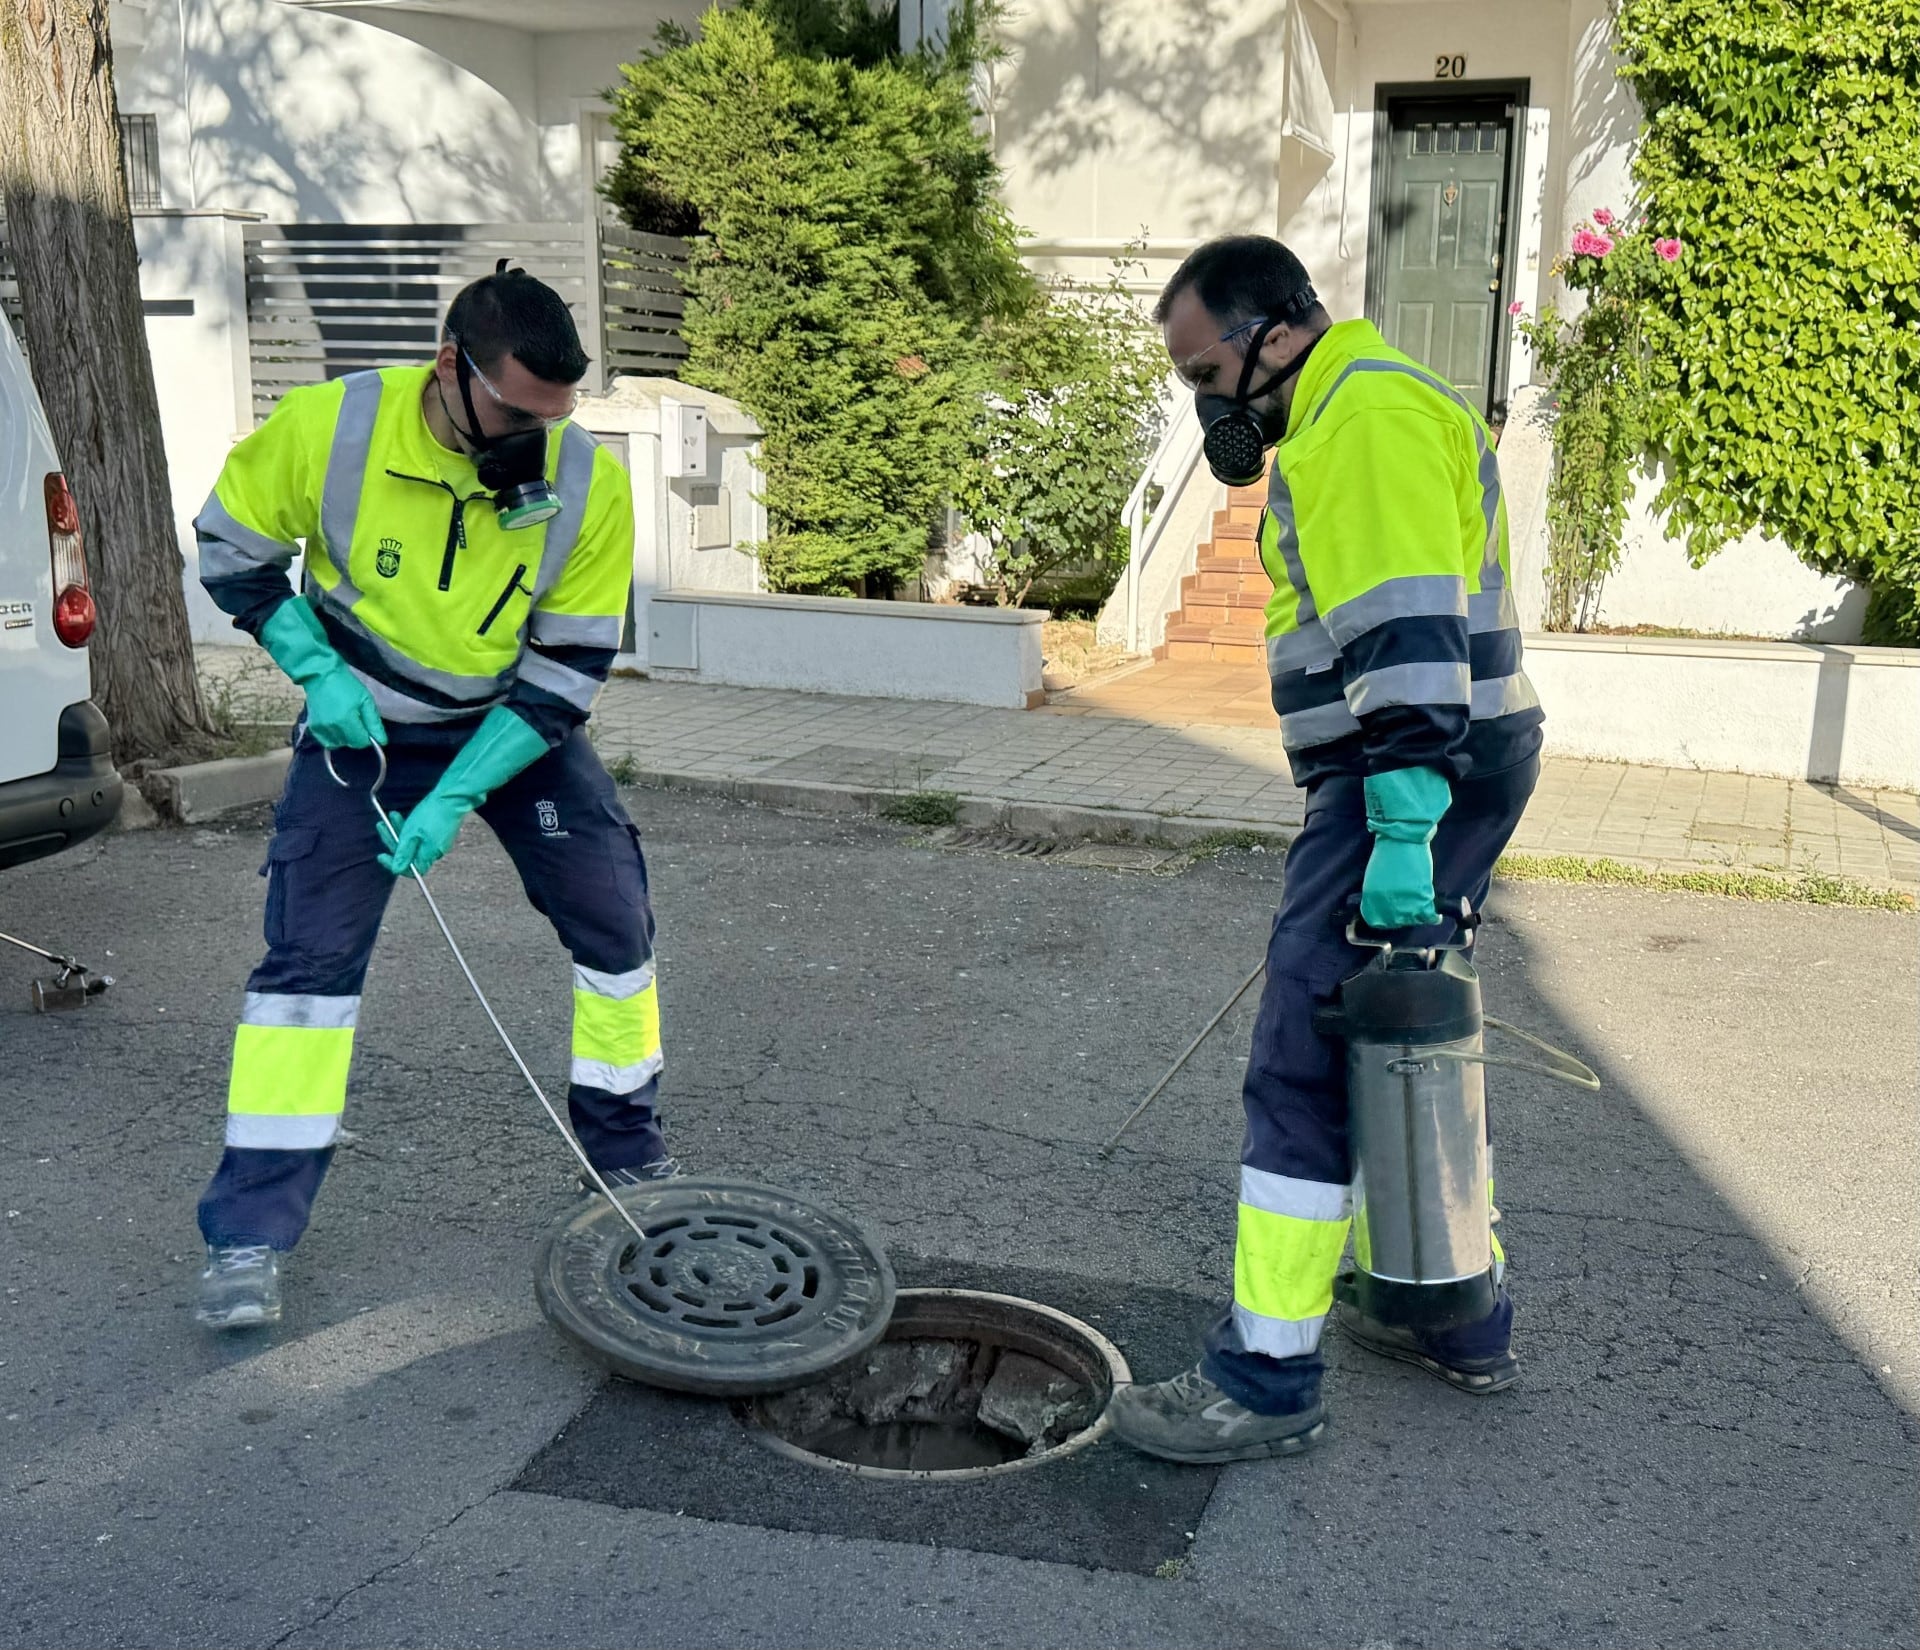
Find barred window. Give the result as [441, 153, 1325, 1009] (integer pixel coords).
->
[119, 114, 161, 211]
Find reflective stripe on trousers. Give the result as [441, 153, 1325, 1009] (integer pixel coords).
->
[1232, 1166, 1352, 1358]
[197, 727, 661, 1249]
[1199, 755, 1538, 1414]
[224, 992, 359, 1149]
[571, 961, 664, 1096]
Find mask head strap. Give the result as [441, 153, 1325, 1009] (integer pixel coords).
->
[450, 339, 492, 451]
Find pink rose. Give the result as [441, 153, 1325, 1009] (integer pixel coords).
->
[1508, 300, 1525, 315]
[1569, 230, 1615, 257]
[1655, 237, 1683, 262]
[1592, 207, 1615, 226]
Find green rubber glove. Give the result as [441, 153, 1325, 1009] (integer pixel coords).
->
[259, 598, 386, 750]
[1360, 766, 1451, 931]
[378, 706, 548, 878]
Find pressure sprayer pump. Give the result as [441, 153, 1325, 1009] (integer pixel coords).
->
[1315, 901, 1600, 1333]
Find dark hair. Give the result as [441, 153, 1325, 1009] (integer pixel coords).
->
[444, 264, 590, 384]
[1153, 235, 1327, 329]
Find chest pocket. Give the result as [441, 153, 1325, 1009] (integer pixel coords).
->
[479, 564, 532, 636]
[364, 472, 547, 671]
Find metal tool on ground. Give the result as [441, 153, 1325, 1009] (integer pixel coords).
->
[1315, 899, 1600, 1331]
[323, 744, 649, 1246]
[0, 929, 114, 1012]
[536, 1178, 897, 1395]
[1098, 957, 1266, 1157]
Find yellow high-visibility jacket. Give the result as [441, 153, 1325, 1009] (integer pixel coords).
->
[1257, 319, 1542, 786]
[196, 364, 633, 745]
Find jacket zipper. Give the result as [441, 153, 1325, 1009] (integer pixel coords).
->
[383, 469, 485, 592]
[439, 495, 469, 591]
[477, 563, 531, 636]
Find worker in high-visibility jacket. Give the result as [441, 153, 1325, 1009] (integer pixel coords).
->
[191, 267, 667, 1330]
[1108, 236, 1545, 1462]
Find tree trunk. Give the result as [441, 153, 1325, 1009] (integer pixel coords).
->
[0, 0, 214, 766]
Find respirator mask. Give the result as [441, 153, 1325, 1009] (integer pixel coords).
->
[442, 323, 567, 530]
[1192, 289, 1322, 488]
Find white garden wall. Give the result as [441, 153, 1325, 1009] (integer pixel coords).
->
[1528, 635, 1917, 790]
[646, 592, 1047, 710]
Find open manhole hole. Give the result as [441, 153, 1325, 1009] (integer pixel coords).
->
[748, 1288, 1130, 1481]
[513, 1260, 1219, 1575]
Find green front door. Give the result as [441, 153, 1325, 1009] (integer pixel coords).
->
[1374, 95, 1516, 419]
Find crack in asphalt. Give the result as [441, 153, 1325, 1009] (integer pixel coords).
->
[266, 1489, 501, 1650]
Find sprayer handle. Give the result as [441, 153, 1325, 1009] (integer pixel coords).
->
[1343, 895, 1479, 955]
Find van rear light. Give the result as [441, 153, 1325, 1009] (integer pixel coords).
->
[44, 473, 95, 648]
[55, 584, 98, 644]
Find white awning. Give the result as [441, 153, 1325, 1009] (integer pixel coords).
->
[1281, 0, 1339, 162]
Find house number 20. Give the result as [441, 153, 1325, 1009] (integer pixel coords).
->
[1435, 54, 1468, 78]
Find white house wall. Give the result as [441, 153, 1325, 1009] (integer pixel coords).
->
[1339, 0, 1577, 393]
[533, 17, 712, 213]
[990, 0, 1296, 252]
[110, 0, 694, 222]
[1595, 476, 1866, 642]
[991, 0, 1865, 643]
[131, 212, 260, 645]
[992, 0, 1576, 409]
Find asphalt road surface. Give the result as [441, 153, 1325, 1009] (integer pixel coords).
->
[2, 788, 1913, 1649]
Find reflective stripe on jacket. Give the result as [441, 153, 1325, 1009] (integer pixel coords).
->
[196, 365, 634, 743]
[1257, 319, 1542, 786]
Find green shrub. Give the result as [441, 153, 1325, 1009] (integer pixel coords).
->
[958, 259, 1169, 608]
[606, 3, 1028, 596]
[607, 3, 1165, 604]
[1516, 215, 1668, 630]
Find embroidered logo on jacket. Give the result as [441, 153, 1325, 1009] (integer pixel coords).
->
[375, 537, 403, 579]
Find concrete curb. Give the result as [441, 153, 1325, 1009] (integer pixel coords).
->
[622, 765, 1299, 850]
[141, 749, 291, 825]
[106, 749, 1909, 902]
[620, 763, 1914, 903]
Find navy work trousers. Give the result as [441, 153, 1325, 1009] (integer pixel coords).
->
[197, 726, 662, 1249]
[1202, 755, 1539, 1413]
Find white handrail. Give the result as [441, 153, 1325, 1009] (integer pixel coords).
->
[1120, 381, 1207, 653]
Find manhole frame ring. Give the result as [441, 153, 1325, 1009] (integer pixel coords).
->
[744, 1287, 1133, 1484]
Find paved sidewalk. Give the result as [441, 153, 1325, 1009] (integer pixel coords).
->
[590, 678, 1920, 892]
[197, 646, 1920, 893]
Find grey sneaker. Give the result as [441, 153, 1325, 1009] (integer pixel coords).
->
[195, 1244, 282, 1329]
[1337, 1308, 1519, 1394]
[578, 1156, 682, 1194]
[1106, 1364, 1325, 1464]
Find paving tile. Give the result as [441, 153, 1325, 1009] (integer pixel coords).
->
[190, 652, 1917, 896]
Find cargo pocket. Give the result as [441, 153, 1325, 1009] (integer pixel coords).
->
[262, 826, 320, 950]
[599, 801, 655, 952]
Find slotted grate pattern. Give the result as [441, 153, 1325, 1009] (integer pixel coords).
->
[616, 1211, 823, 1334]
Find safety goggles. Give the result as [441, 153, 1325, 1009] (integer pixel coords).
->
[1174, 315, 1272, 390]
[456, 344, 579, 432]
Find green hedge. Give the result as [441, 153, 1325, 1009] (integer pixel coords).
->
[1614, 0, 1920, 642]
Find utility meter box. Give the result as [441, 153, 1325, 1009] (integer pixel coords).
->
[660, 399, 709, 479]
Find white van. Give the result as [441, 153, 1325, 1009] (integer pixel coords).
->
[0, 319, 122, 868]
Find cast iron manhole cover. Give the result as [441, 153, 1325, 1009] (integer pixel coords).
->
[535, 1179, 897, 1396]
